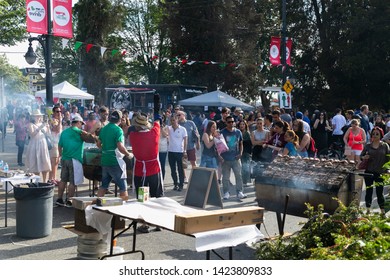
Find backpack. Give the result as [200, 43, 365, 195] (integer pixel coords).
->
[307, 136, 317, 157]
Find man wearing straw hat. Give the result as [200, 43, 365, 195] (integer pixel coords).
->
[97, 110, 131, 201]
[129, 112, 163, 233]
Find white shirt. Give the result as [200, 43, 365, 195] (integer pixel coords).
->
[167, 125, 187, 152]
[302, 121, 311, 133]
[332, 114, 346, 135]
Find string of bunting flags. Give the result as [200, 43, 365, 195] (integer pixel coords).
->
[59, 38, 271, 71]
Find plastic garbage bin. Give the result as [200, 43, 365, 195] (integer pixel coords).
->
[13, 183, 54, 238]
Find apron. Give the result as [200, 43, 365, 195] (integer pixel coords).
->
[132, 156, 163, 189]
[72, 159, 84, 185]
[115, 148, 127, 179]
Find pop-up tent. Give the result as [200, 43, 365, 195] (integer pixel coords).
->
[179, 90, 254, 110]
[35, 81, 94, 100]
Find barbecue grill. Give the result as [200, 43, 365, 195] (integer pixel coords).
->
[254, 155, 365, 234]
[83, 147, 134, 195]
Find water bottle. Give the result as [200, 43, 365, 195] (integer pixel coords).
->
[3, 162, 9, 172]
[0, 160, 3, 169]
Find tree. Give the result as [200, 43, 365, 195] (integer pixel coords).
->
[162, 0, 280, 105]
[0, 55, 28, 93]
[117, 0, 173, 84]
[73, 0, 127, 104]
[288, 0, 390, 111]
[0, 0, 26, 46]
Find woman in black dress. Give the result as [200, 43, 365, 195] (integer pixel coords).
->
[312, 111, 332, 151]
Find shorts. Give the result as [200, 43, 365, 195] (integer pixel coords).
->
[49, 144, 59, 158]
[351, 149, 362, 156]
[60, 159, 75, 185]
[186, 148, 196, 162]
[101, 165, 127, 192]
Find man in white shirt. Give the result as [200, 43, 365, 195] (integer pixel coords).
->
[331, 108, 346, 144]
[167, 115, 188, 191]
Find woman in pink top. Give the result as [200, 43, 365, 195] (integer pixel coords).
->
[343, 118, 366, 162]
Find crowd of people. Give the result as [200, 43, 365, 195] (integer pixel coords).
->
[5, 99, 390, 216]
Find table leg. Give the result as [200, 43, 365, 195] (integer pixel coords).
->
[4, 182, 8, 227]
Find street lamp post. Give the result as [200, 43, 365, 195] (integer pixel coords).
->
[281, 0, 287, 85]
[24, 0, 53, 108]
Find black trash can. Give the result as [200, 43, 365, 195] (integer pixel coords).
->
[13, 183, 54, 238]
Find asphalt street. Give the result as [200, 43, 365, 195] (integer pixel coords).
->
[0, 126, 385, 260]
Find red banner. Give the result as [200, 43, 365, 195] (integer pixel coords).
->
[53, 0, 73, 38]
[26, 0, 48, 34]
[269, 36, 281, 66]
[286, 38, 293, 66]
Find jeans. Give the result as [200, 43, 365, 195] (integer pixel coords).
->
[364, 171, 385, 209]
[241, 153, 251, 184]
[159, 152, 167, 179]
[101, 165, 127, 192]
[200, 154, 218, 169]
[16, 140, 25, 164]
[134, 173, 163, 198]
[221, 159, 244, 194]
[168, 151, 184, 188]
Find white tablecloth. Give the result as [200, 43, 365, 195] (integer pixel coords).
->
[86, 197, 263, 252]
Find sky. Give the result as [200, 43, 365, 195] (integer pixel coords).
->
[0, 42, 32, 69]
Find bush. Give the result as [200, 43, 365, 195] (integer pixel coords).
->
[255, 200, 390, 260]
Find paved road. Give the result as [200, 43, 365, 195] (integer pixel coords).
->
[0, 126, 385, 260]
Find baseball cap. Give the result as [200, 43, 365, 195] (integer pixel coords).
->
[72, 115, 85, 125]
[110, 110, 123, 122]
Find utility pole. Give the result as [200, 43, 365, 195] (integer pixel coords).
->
[281, 0, 287, 85]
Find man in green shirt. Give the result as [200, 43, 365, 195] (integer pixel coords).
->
[97, 110, 131, 201]
[56, 116, 86, 207]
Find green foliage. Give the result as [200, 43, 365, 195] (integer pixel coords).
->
[0, 0, 26, 46]
[289, 0, 390, 111]
[72, 0, 126, 103]
[0, 55, 28, 93]
[255, 200, 390, 260]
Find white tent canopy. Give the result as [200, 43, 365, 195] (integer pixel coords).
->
[179, 90, 254, 110]
[35, 81, 94, 100]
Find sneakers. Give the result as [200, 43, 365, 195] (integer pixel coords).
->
[237, 191, 247, 199]
[55, 198, 65, 206]
[184, 177, 188, 184]
[65, 199, 73, 208]
[137, 225, 150, 233]
[173, 185, 179, 191]
[223, 192, 230, 200]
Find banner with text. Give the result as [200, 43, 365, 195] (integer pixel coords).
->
[53, 0, 73, 38]
[26, 0, 48, 34]
[269, 36, 281, 66]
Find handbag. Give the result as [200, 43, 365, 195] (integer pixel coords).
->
[182, 156, 188, 169]
[44, 133, 53, 150]
[214, 135, 229, 155]
[357, 159, 368, 170]
[344, 145, 352, 156]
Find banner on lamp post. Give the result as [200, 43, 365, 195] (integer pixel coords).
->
[53, 0, 73, 38]
[26, 0, 48, 34]
[269, 36, 281, 66]
[286, 38, 293, 66]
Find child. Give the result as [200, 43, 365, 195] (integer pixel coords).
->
[283, 130, 299, 156]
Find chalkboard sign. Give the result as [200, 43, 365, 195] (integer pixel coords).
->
[184, 167, 223, 209]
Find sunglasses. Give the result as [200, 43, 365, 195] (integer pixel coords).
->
[54, 111, 61, 113]
[227, 121, 234, 123]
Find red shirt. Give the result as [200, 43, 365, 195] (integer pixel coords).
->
[129, 121, 160, 176]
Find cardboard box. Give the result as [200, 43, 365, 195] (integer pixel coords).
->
[72, 197, 96, 210]
[174, 206, 264, 234]
[96, 197, 123, 207]
[138, 186, 149, 202]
